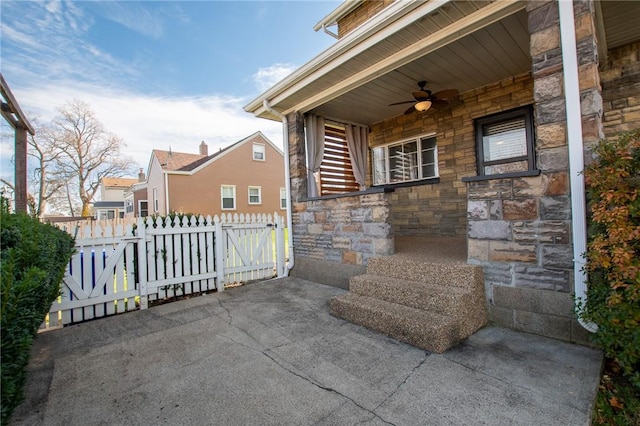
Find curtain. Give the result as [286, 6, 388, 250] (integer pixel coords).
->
[304, 114, 325, 197]
[345, 124, 369, 190]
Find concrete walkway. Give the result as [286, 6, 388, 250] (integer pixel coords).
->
[12, 277, 602, 426]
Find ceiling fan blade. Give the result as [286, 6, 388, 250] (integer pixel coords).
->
[404, 105, 417, 115]
[431, 89, 459, 100]
[389, 100, 417, 106]
[430, 99, 449, 109]
[412, 90, 430, 100]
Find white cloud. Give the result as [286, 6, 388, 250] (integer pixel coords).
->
[98, 2, 166, 39]
[13, 81, 283, 173]
[252, 63, 297, 92]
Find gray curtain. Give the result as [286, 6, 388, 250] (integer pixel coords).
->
[345, 124, 369, 190]
[304, 114, 325, 197]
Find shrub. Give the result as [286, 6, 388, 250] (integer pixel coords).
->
[581, 128, 640, 388]
[0, 205, 75, 424]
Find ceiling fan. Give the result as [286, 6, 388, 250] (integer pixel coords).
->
[388, 81, 459, 114]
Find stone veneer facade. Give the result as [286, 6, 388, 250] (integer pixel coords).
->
[285, 0, 637, 343]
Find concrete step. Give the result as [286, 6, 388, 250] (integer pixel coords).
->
[366, 256, 483, 291]
[349, 274, 486, 338]
[330, 293, 460, 353]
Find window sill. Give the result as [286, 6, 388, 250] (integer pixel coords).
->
[461, 169, 540, 183]
[302, 186, 393, 202]
[378, 177, 440, 189]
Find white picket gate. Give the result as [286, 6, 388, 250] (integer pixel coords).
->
[45, 213, 285, 329]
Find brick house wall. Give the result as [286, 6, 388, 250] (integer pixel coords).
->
[370, 74, 534, 237]
[337, 0, 395, 39]
[601, 41, 640, 136]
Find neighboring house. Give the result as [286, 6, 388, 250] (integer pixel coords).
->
[146, 132, 286, 217]
[245, 0, 640, 347]
[123, 169, 148, 218]
[94, 177, 140, 220]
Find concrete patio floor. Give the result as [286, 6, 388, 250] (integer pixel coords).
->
[11, 277, 602, 426]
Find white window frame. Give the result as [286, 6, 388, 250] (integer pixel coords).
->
[252, 143, 266, 161]
[138, 200, 148, 217]
[221, 185, 236, 210]
[153, 187, 159, 213]
[372, 133, 438, 185]
[279, 187, 287, 209]
[248, 186, 262, 205]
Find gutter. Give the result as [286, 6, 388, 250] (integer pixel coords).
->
[164, 171, 170, 215]
[558, 0, 597, 332]
[263, 99, 295, 275]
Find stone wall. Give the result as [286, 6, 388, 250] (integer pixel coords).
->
[337, 0, 395, 39]
[601, 41, 640, 136]
[465, 0, 604, 345]
[370, 73, 533, 237]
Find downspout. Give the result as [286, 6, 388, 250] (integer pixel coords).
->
[558, 0, 597, 332]
[263, 99, 295, 274]
[164, 171, 170, 215]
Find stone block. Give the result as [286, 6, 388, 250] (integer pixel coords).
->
[530, 26, 560, 57]
[542, 171, 568, 195]
[538, 147, 569, 172]
[332, 237, 351, 250]
[373, 238, 394, 255]
[515, 310, 572, 341]
[536, 122, 566, 148]
[581, 89, 603, 117]
[527, 0, 558, 33]
[503, 199, 538, 220]
[468, 239, 489, 261]
[467, 179, 513, 199]
[492, 285, 574, 316]
[540, 196, 571, 220]
[372, 206, 389, 222]
[467, 200, 489, 219]
[308, 223, 323, 235]
[314, 234, 333, 249]
[514, 265, 570, 291]
[512, 220, 570, 244]
[513, 175, 543, 197]
[536, 98, 567, 125]
[540, 244, 573, 269]
[468, 220, 511, 240]
[362, 222, 391, 237]
[483, 262, 513, 286]
[533, 73, 563, 102]
[489, 200, 502, 219]
[342, 251, 362, 265]
[489, 241, 537, 263]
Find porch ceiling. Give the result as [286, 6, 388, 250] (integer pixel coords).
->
[245, 0, 640, 127]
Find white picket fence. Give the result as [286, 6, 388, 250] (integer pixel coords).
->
[44, 213, 285, 330]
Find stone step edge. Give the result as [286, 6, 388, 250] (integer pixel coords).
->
[366, 258, 483, 290]
[329, 293, 460, 353]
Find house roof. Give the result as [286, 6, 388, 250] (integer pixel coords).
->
[150, 131, 283, 175]
[101, 177, 139, 188]
[245, 0, 640, 126]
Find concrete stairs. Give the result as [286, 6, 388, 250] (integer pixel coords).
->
[330, 256, 487, 353]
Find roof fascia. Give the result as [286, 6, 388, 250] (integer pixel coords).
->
[313, 0, 364, 32]
[288, 0, 525, 116]
[0, 73, 35, 135]
[244, 0, 424, 114]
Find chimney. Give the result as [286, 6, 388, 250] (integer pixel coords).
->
[199, 141, 208, 156]
[138, 168, 145, 182]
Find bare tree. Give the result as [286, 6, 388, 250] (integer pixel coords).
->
[27, 124, 67, 218]
[49, 100, 135, 216]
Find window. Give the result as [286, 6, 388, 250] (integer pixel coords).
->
[139, 200, 148, 217]
[221, 185, 236, 210]
[125, 199, 134, 214]
[475, 106, 535, 177]
[372, 135, 438, 185]
[319, 122, 359, 195]
[280, 187, 287, 209]
[248, 186, 261, 205]
[253, 143, 265, 161]
[153, 187, 159, 213]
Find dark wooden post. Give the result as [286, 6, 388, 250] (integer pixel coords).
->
[14, 126, 28, 212]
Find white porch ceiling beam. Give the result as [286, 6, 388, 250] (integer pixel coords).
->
[281, 0, 525, 116]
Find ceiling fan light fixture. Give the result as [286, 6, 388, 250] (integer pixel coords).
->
[415, 100, 432, 111]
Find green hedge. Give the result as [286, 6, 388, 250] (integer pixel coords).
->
[0, 208, 75, 424]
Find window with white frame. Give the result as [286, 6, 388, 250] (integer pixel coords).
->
[474, 106, 535, 177]
[253, 143, 265, 161]
[221, 185, 236, 210]
[280, 187, 287, 209]
[125, 199, 134, 214]
[139, 200, 148, 217]
[153, 187, 159, 213]
[372, 135, 438, 185]
[248, 186, 262, 205]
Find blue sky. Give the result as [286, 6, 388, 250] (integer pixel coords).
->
[0, 0, 341, 185]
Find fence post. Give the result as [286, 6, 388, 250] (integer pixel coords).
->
[275, 213, 286, 278]
[214, 218, 225, 291]
[136, 217, 149, 309]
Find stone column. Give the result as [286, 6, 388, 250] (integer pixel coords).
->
[286, 112, 307, 202]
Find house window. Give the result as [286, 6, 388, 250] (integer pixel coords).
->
[248, 186, 261, 205]
[372, 134, 438, 185]
[221, 185, 236, 210]
[153, 187, 159, 213]
[125, 199, 134, 214]
[280, 187, 287, 209]
[139, 200, 148, 217]
[475, 106, 535, 176]
[320, 122, 359, 195]
[253, 143, 265, 161]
